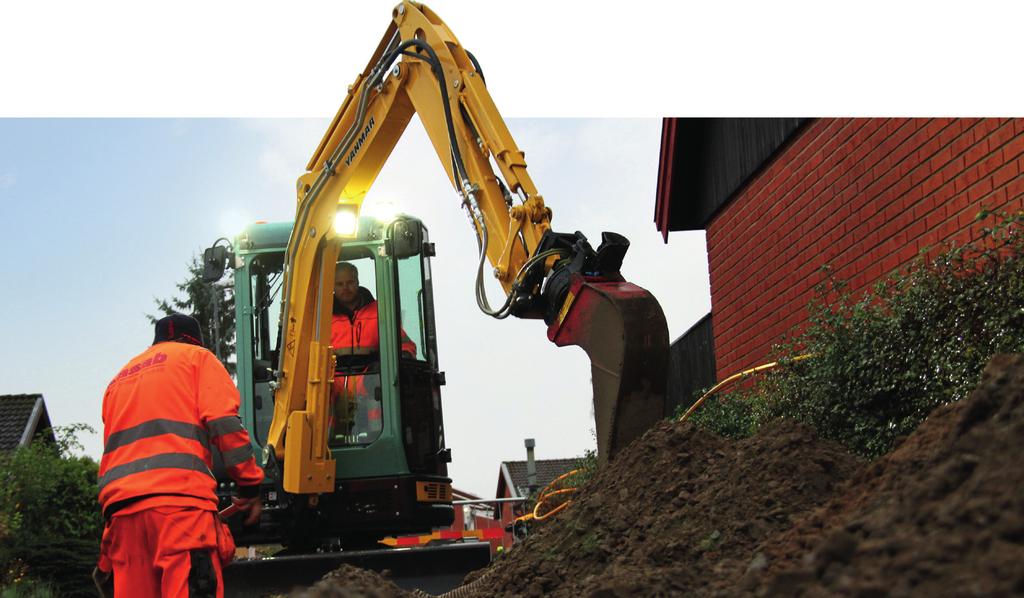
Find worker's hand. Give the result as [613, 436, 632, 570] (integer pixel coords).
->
[231, 495, 263, 526]
[92, 567, 113, 598]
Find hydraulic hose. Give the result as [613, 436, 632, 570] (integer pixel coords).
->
[475, 237, 567, 319]
[465, 49, 486, 85]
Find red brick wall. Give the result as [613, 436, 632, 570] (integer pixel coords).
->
[709, 118, 1024, 380]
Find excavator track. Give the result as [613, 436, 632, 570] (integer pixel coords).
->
[222, 542, 491, 596]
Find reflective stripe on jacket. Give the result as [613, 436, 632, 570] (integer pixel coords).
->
[98, 342, 264, 511]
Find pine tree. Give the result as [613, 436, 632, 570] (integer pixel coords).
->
[150, 253, 236, 375]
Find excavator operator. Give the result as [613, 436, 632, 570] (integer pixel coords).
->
[330, 261, 416, 356]
[330, 262, 416, 440]
[96, 313, 264, 598]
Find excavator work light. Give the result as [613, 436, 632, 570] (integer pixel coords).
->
[363, 199, 398, 223]
[334, 204, 359, 237]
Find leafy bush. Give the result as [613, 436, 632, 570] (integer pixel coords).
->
[0, 579, 57, 598]
[0, 425, 101, 597]
[691, 210, 1024, 458]
[572, 449, 598, 486]
[686, 386, 762, 440]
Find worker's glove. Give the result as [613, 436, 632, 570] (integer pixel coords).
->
[92, 567, 113, 598]
[231, 495, 263, 526]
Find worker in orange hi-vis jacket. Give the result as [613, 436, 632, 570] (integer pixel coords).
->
[94, 313, 265, 598]
[330, 262, 416, 439]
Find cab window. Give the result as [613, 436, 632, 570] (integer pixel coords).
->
[330, 252, 383, 447]
[395, 245, 438, 368]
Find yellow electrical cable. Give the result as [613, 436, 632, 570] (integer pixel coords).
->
[533, 488, 577, 521]
[544, 468, 583, 490]
[513, 468, 583, 525]
[677, 354, 814, 423]
[533, 500, 572, 521]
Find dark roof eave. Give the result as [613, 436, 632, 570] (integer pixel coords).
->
[19, 397, 44, 448]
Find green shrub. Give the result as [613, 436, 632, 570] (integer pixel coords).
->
[0, 579, 58, 598]
[0, 425, 101, 597]
[572, 449, 598, 486]
[685, 386, 761, 440]
[692, 210, 1024, 458]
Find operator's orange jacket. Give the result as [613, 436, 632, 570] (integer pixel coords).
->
[98, 341, 264, 514]
[331, 292, 416, 429]
[331, 294, 416, 356]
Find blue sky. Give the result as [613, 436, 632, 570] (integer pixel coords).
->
[0, 117, 710, 497]
[0, 119, 322, 444]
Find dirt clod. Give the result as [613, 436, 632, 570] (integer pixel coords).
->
[296, 564, 414, 598]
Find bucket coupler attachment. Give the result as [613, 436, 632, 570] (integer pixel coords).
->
[540, 231, 669, 463]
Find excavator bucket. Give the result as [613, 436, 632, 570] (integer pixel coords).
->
[547, 273, 669, 463]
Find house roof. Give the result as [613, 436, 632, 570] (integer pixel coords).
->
[453, 487, 481, 502]
[497, 458, 581, 500]
[0, 394, 54, 450]
[654, 117, 807, 240]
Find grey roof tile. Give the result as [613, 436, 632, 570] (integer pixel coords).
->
[502, 457, 581, 498]
[0, 394, 52, 450]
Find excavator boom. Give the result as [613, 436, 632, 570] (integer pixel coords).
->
[270, 1, 669, 491]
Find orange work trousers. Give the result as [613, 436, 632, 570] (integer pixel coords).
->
[101, 506, 225, 597]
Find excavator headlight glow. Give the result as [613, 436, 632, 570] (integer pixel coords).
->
[334, 205, 359, 237]
[363, 199, 399, 223]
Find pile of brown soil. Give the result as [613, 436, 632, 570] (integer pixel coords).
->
[307, 354, 1024, 596]
[297, 564, 414, 598]
[744, 353, 1024, 596]
[459, 414, 862, 597]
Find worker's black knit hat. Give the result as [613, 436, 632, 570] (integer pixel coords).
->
[153, 313, 205, 347]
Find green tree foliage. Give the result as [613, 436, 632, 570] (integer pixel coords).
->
[690, 210, 1024, 458]
[151, 253, 236, 374]
[0, 425, 101, 597]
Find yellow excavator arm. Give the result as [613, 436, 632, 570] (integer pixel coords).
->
[269, 1, 668, 494]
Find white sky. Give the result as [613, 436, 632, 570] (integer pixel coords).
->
[2, 1, 1021, 117]
[1, 0, 1021, 497]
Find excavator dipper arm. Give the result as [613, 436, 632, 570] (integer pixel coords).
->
[269, 2, 669, 491]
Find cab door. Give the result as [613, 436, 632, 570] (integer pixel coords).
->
[390, 222, 449, 475]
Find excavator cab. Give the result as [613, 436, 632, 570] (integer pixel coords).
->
[210, 215, 454, 548]
[326, 243, 439, 455]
